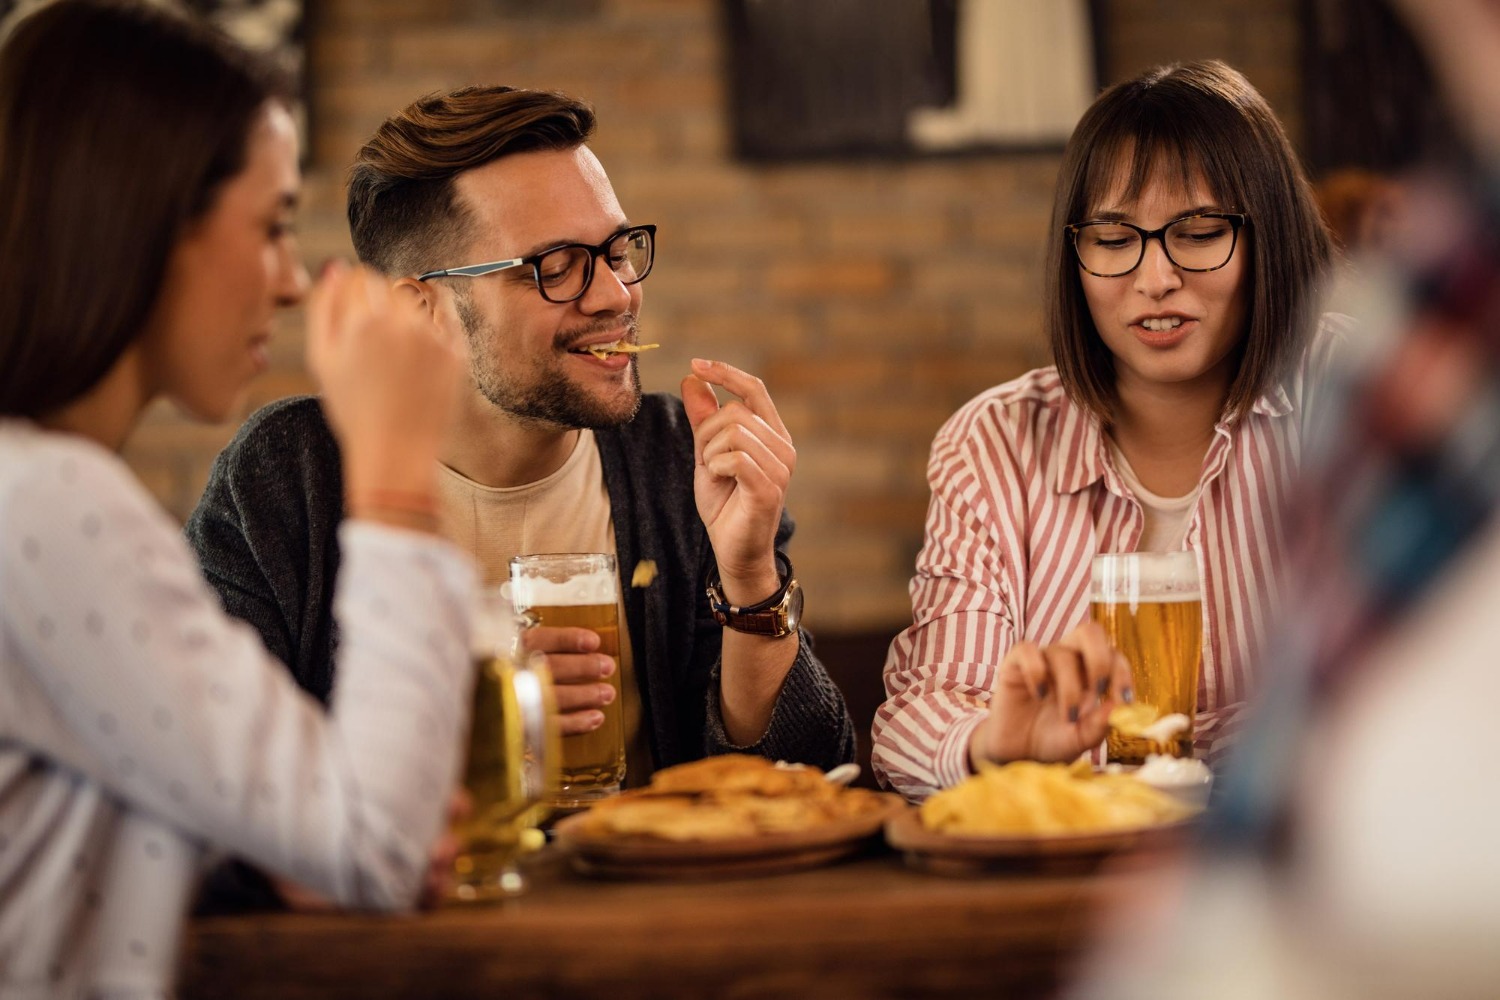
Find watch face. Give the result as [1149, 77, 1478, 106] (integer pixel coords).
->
[782, 580, 803, 633]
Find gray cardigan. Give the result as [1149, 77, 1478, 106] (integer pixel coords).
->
[186, 393, 856, 772]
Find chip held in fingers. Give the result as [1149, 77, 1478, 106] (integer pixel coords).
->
[1109, 703, 1191, 746]
[585, 340, 659, 360]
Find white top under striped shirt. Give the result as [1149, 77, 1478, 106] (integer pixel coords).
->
[872, 315, 1348, 801]
[1109, 443, 1199, 552]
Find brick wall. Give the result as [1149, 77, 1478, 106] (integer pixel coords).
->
[124, 0, 1301, 634]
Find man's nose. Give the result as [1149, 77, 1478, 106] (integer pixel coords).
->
[577, 257, 633, 313]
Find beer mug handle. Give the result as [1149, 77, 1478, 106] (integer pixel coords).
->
[510, 663, 554, 804]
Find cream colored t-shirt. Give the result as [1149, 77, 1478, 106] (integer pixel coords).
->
[437, 430, 652, 786]
[1109, 443, 1199, 552]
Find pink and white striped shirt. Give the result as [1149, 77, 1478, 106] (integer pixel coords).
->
[872, 316, 1346, 801]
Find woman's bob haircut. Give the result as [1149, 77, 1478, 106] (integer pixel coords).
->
[1045, 60, 1332, 422]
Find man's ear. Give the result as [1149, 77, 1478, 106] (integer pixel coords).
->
[393, 276, 439, 319]
[396, 276, 470, 364]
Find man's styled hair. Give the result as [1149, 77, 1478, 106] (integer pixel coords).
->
[347, 85, 596, 277]
[1045, 60, 1333, 422]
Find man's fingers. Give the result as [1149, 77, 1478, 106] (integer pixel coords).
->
[680, 373, 720, 441]
[553, 680, 615, 715]
[557, 709, 606, 736]
[695, 402, 796, 472]
[519, 626, 600, 656]
[688, 359, 791, 439]
[701, 425, 789, 488]
[538, 651, 614, 685]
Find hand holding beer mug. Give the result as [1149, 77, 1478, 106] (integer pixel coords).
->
[1091, 552, 1203, 763]
[510, 553, 626, 807]
[451, 587, 559, 901]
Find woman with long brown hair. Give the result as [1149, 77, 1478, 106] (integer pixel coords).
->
[0, 1, 471, 992]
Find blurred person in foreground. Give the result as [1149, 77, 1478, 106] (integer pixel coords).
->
[873, 60, 1339, 801]
[0, 0, 476, 994]
[1070, 1, 1500, 997]
[185, 85, 855, 844]
[1314, 166, 1404, 256]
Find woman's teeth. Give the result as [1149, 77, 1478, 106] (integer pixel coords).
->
[1141, 317, 1184, 332]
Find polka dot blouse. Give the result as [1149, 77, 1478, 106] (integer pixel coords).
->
[0, 420, 476, 998]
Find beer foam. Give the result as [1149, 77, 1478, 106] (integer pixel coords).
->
[1093, 591, 1202, 603]
[1091, 553, 1201, 601]
[510, 570, 617, 607]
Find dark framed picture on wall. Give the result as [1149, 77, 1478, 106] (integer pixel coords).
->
[723, 0, 1105, 161]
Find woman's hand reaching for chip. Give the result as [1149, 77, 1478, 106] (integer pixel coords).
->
[968, 621, 1134, 768]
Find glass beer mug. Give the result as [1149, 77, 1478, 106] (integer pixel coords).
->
[510, 553, 626, 807]
[450, 586, 560, 901]
[1090, 551, 1203, 763]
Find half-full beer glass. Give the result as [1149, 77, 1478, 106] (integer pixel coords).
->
[1090, 552, 1202, 763]
[451, 587, 559, 901]
[509, 553, 625, 806]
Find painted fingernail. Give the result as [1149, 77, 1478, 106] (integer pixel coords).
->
[1067, 705, 1080, 723]
[1035, 681, 1049, 699]
[1096, 677, 1110, 696]
[1123, 687, 1134, 704]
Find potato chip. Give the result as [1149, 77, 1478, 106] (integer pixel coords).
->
[1108, 703, 1190, 754]
[630, 560, 658, 587]
[586, 342, 660, 360]
[919, 759, 1193, 836]
[1108, 703, 1162, 737]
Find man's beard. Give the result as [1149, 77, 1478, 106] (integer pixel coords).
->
[456, 291, 643, 430]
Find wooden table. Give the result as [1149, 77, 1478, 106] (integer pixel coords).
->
[180, 845, 1156, 999]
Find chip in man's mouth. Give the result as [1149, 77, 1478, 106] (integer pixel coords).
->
[575, 340, 660, 360]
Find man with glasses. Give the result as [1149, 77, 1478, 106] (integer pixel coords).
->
[186, 87, 856, 859]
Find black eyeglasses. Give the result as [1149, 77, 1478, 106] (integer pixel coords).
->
[1066, 213, 1249, 277]
[417, 224, 657, 303]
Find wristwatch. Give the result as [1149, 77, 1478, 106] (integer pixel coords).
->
[706, 552, 803, 638]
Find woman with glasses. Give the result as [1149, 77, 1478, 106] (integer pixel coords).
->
[0, 1, 472, 993]
[873, 60, 1339, 801]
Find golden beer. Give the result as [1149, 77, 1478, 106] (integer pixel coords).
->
[510, 554, 625, 806]
[452, 589, 559, 901]
[1090, 552, 1203, 764]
